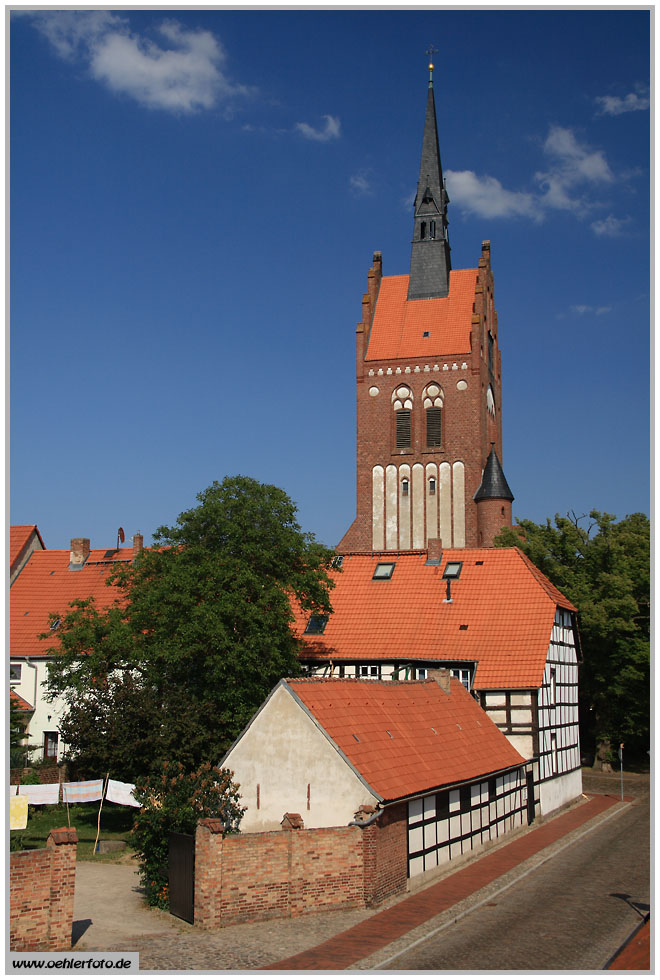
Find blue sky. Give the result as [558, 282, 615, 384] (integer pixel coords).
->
[10, 8, 650, 551]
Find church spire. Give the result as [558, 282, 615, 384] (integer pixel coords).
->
[407, 50, 451, 300]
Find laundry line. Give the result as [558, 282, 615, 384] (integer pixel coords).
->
[11, 777, 141, 807]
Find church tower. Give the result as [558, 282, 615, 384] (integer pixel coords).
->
[339, 57, 513, 552]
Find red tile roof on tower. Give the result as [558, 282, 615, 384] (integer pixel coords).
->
[286, 676, 525, 801]
[365, 270, 478, 361]
[294, 548, 576, 690]
[10, 548, 132, 658]
[10, 525, 45, 567]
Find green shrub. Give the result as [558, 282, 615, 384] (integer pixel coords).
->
[129, 761, 245, 909]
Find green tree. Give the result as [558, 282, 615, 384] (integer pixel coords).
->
[130, 761, 244, 908]
[10, 696, 32, 769]
[495, 511, 650, 759]
[45, 476, 335, 780]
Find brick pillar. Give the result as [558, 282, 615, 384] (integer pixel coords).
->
[195, 819, 224, 930]
[361, 822, 379, 907]
[46, 828, 78, 950]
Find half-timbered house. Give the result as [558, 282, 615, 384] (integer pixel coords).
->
[294, 543, 582, 817]
[222, 672, 530, 884]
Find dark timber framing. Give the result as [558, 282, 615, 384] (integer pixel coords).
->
[407, 765, 528, 877]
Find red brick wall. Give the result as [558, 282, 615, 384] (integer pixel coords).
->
[10, 765, 65, 786]
[10, 828, 77, 951]
[195, 812, 407, 928]
[476, 497, 513, 548]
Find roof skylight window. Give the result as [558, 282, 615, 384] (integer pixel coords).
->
[443, 561, 463, 580]
[49, 619, 61, 631]
[305, 614, 329, 635]
[373, 562, 395, 580]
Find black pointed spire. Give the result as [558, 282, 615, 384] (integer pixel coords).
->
[407, 54, 451, 301]
[474, 445, 514, 503]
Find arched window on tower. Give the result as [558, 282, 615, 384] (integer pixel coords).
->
[423, 383, 444, 447]
[392, 385, 413, 450]
[420, 222, 427, 240]
[430, 220, 436, 239]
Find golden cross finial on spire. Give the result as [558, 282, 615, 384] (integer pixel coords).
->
[426, 44, 437, 84]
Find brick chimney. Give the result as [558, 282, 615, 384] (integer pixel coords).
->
[69, 538, 90, 568]
[426, 538, 443, 565]
[133, 532, 144, 560]
[427, 667, 452, 694]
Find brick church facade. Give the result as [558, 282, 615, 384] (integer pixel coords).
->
[339, 62, 513, 553]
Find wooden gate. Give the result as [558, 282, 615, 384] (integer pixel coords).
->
[168, 832, 195, 923]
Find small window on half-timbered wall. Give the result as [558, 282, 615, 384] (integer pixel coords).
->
[392, 386, 413, 450]
[423, 384, 444, 447]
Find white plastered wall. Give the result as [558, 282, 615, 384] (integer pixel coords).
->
[11, 657, 68, 762]
[223, 684, 379, 833]
[538, 768, 583, 816]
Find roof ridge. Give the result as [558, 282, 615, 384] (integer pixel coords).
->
[513, 547, 576, 610]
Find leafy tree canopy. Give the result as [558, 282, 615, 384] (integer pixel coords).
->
[45, 476, 335, 781]
[495, 511, 649, 756]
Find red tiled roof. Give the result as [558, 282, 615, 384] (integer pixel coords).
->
[10, 548, 132, 657]
[10, 525, 45, 567]
[10, 689, 34, 712]
[287, 677, 525, 801]
[365, 270, 478, 362]
[294, 548, 576, 690]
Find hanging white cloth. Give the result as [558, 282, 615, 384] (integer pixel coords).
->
[106, 779, 140, 808]
[17, 783, 60, 805]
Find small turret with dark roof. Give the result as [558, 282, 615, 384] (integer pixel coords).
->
[474, 445, 514, 548]
[474, 445, 514, 503]
[408, 54, 451, 300]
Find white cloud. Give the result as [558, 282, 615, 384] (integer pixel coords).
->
[28, 12, 249, 114]
[445, 127, 617, 226]
[295, 115, 341, 142]
[445, 170, 541, 221]
[534, 126, 613, 214]
[595, 89, 650, 116]
[30, 10, 120, 60]
[349, 171, 373, 196]
[591, 215, 632, 237]
[570, 304, 612, 316]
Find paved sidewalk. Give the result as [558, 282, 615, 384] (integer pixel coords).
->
[263, 792, 629, 971]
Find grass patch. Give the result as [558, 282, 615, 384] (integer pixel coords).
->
[10, 801, 136, 861]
